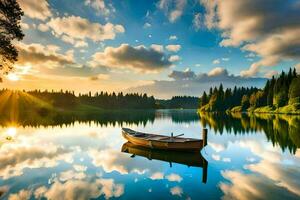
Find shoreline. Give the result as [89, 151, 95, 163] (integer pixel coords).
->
[198, 105, 300, 115]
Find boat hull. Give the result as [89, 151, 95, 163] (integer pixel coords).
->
[122, 128, 204, 152]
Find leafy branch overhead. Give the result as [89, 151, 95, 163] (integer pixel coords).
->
[0, 0, 24, 81]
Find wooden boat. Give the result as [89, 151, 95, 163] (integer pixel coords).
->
[121, 142, 208, 183]
[122, 128, 207, 152]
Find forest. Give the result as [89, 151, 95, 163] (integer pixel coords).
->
[1, 68, 299, 115]
[156, 96, 199, 109]
[199, 68, 300, 114]
[0, 89, 199, 112]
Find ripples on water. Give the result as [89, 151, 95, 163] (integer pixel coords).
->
[0, 110, 299, 199]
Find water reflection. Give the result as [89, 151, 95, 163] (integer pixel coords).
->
[199, 112, 300, 154]
[0, 111, 299, 199]
[0, 109, 199, 128]
[121, 142, 208, 183]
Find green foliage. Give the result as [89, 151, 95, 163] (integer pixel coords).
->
[77, 91, 156, 109]
[289, 76, 300, 104]
[230, 106, 242, 113]
[277, 104, 300, 114]
[199, 112, 300, 154]
[158, 96, 200, 109]
[0, 0, 24, 79]
[200, 92, 208, 107]
[199, 84, 258, 112]
[0, 89, 200, 111]
[253, 106, 274, 113]
[199, 68, 300, 114]
[241, 95, 250, 111]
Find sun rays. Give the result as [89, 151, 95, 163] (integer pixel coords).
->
[0, 90, 52, 126]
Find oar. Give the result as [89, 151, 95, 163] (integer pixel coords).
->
[159, 133, 184, 140]
[172, 133, 184, 138]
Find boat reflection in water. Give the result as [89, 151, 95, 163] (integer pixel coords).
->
[121, 142, 208, 183]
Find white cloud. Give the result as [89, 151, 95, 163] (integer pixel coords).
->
[200, 0, 300, 76]
[168, 68, 195, 80]
[212, 59, 220, 64]
[144, 22, 152, 28]
[89, 44, 173, 72]
[295, 63, 300, 73]
[60, 35, 88, 48]
[168, 55, 180, 62]
[59, 170, 86, 182]
[264, 70, 278, 78]
[84, 0, 111, 16]
[220, 169, 300, 200]
[61, 35, 75, 45]
[150, 172, 164, 180]
[199, 0, 218, 29]
[222, 157, 231, 162]
[37, 24, 49, 32]
[128, 68, 266, 98]
[166, 44, 181, 52]
[212, 154, 220, 161]
[47, 16, 125, 42]
[208, 142, 225, 152]
[20, 22, 29, 30]
[151, 44, 164, 52]
[34, 178, 124, 200]
[8, 189, 31, 200]
[170, 186, 183, 197]
[16, 42, 75, 69]
[208, 67, 227, 76]
[193, 13, 202, 31]
[88, 148, 162, 175]
[246, 53, 256, 58]
[75, 41, 88, 48]
[158, 0, 187, 23]
[0, 142, 73, 180]
[246, 157, 256, 162]
[73, 164, 87, 172]
[165, 173, 182, 182]
[247, 160, 300, 196]
[169, 35, 178, 40]
[18, 0, 52, 21]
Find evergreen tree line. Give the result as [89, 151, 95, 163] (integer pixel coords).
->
[0, 89, 200, 109]
[157, 96, 200, 109]
[79, 91, 156, 109]
[200, 68, 300, 112]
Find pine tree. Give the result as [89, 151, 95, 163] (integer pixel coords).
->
[201, 91, 208, 107]
[293, 68, 297, 77]
[241, 95, 250, 111]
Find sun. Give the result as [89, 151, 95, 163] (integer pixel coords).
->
[7, 73, 20, 81]
[6, 127, 17, 137]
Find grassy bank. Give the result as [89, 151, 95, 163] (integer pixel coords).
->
[203, 103, 300, 115]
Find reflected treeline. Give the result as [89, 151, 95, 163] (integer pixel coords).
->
[199, 112, 300, 154]
[0, 109, 200, 128]
[0, 109, 156, 128]
[155, 109, 200, 123]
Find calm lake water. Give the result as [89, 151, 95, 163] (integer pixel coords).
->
[0, 110, 299, 200]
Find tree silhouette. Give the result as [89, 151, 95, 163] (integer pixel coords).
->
[0, 0, 24, 81]
[199, 68, 299, 112]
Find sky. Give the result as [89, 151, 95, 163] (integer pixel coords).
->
[2, 0, 300, 98]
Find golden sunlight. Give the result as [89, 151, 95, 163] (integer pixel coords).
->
[6, 73, 20, 81]
[6, 127, 17, 137]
